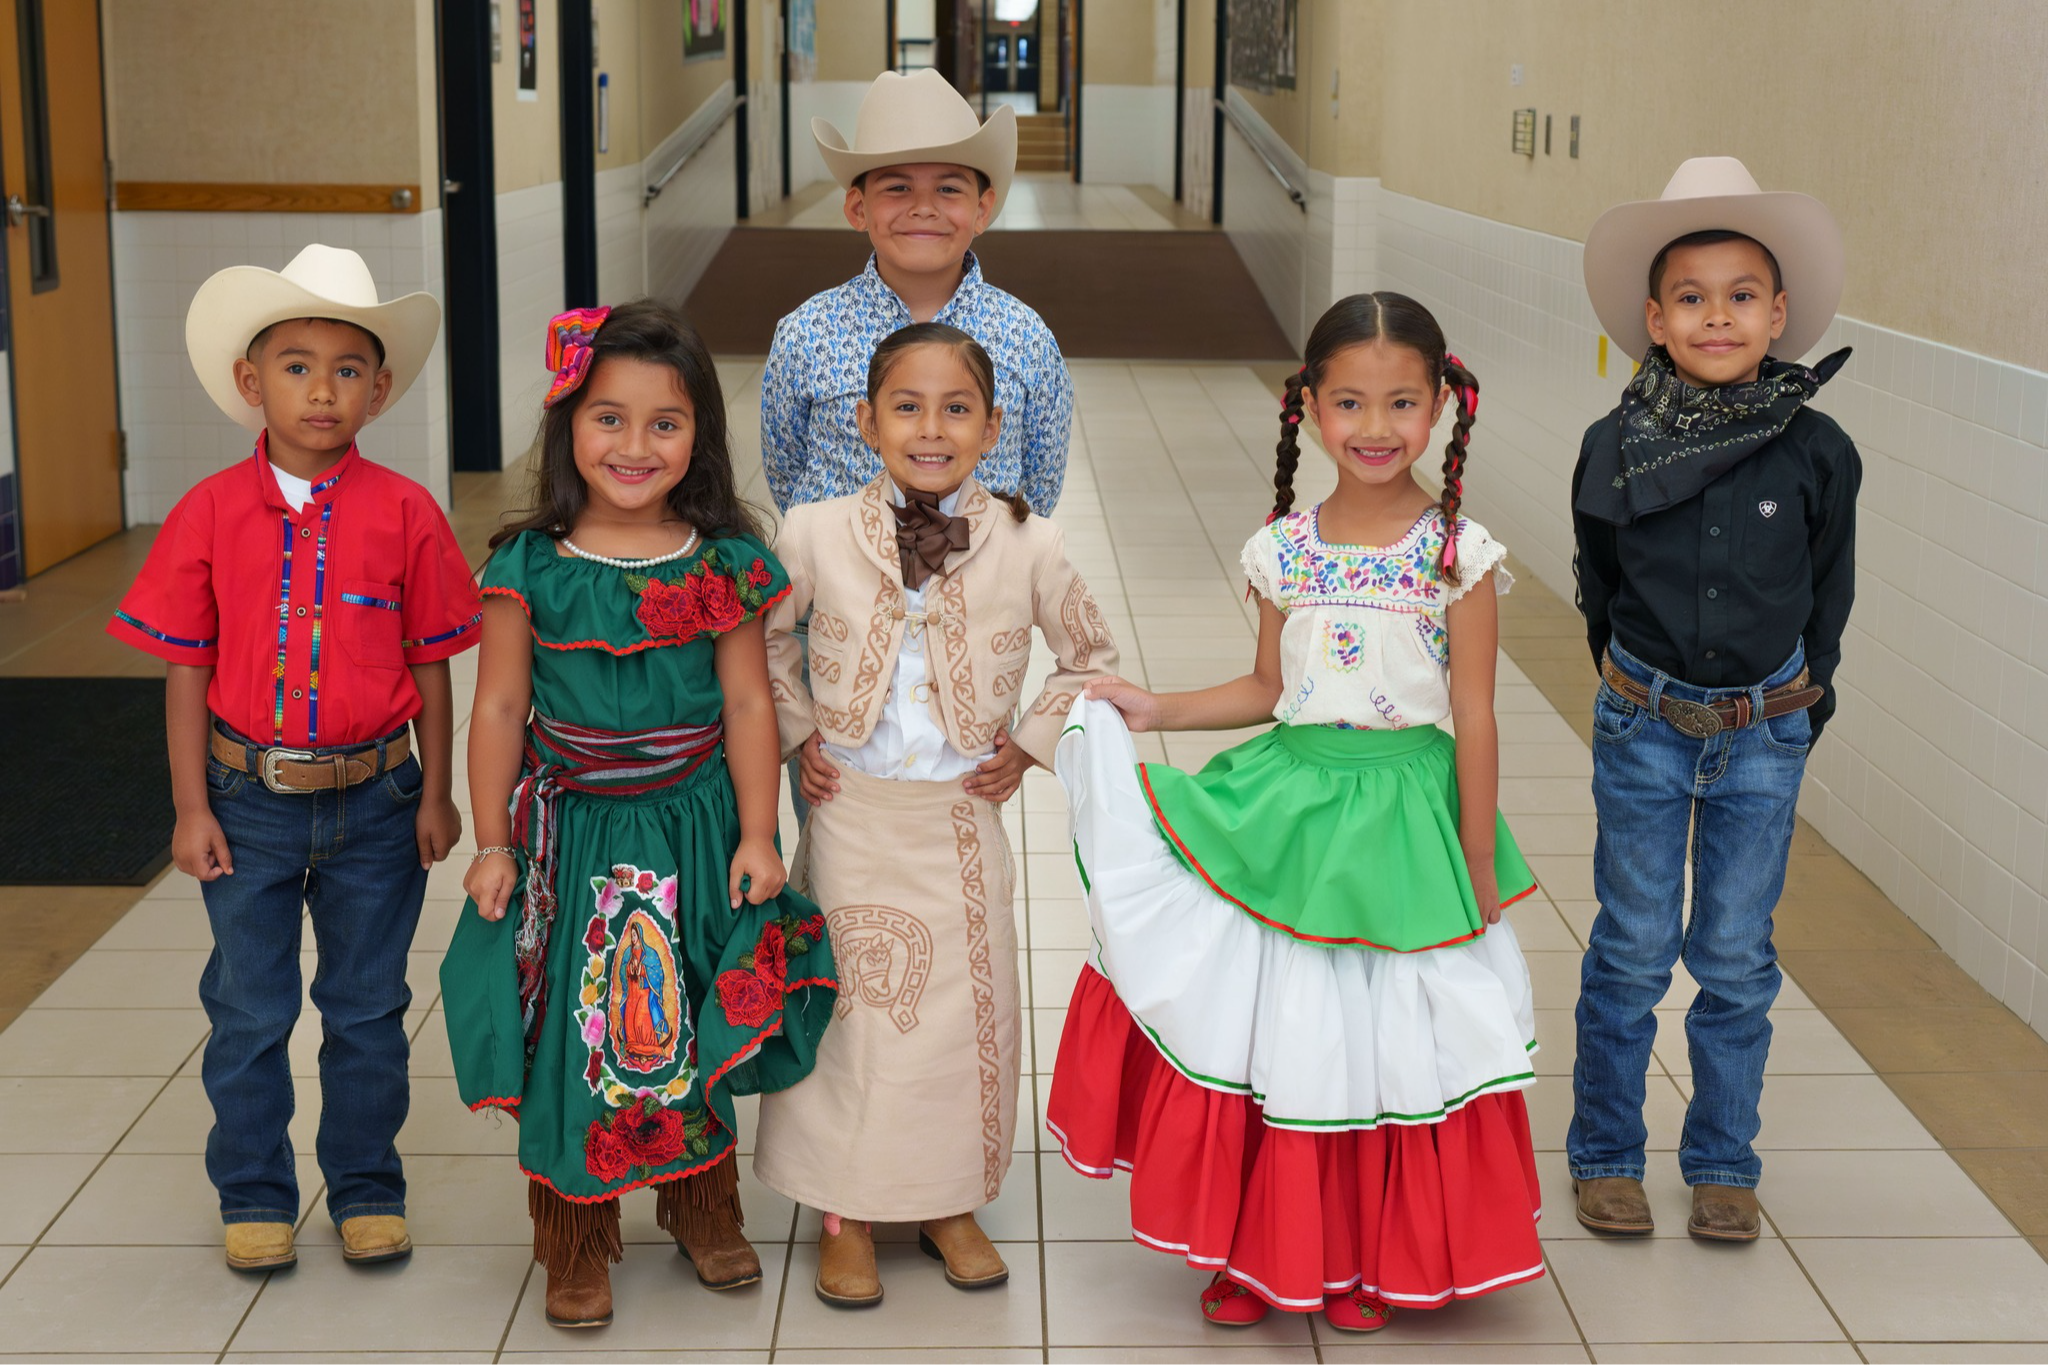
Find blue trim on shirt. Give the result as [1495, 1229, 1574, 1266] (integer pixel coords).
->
[113, 610, 215, 650]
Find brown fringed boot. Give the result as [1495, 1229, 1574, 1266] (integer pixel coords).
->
[657, 1157, 761, 1290]
[530, 1182, 621, 1328]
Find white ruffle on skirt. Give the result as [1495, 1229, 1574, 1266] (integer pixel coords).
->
[1056, 698, 1538, 1130]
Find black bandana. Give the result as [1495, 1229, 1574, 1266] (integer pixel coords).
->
[1576, 345, 1851, 527]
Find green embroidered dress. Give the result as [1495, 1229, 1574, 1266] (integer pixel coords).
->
[440, 530, 837, 1202]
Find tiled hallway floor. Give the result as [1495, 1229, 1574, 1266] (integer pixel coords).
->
[2, 361, 2047, 1360]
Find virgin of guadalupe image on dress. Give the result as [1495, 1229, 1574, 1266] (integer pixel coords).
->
[611, 914, 681, 1071]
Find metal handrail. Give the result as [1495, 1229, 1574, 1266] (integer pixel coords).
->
[1215, 98, 1307, 211]
[645, 94, 746, 206]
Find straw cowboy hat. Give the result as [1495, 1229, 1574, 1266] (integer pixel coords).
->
[813, 68, 1018, 220]
[187, 243, 442, 432]
[1584, 156, 1843, 363]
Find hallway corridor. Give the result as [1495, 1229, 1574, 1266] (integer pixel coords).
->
[1, 358, 2045, 1361]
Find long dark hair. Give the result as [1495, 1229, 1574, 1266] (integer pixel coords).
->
[865, 321, 1029, 522]
[490, 299, 762, 549]
[1274, 291, 1479, 585]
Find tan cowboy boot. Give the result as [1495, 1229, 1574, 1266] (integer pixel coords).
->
[658, 1167, 761, 1290]
[675, 1213, 763, 1290]
[918, 1212, 1008, 1289]
[1574, 1176, 1654, 1235]
[816, 1217, 883, 1307]
[545, 1254, 614, 1328]
[1688, 1183, 1762, 1241]
[338, 1214, 413, 1264]
[224, 1221, 296, 1272]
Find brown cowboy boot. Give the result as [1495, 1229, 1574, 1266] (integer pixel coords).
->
[1688, 1183, 1762, 1242]
[918, 1212, 1008, 1289]
[1574, 1176, 1654, 1235]
[658, 1161, 761, 1290]
[816, 1216, 883, 1307]
[530, 1183, 619, 1329]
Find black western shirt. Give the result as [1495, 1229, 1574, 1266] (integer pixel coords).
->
[1571, 405, 1861, 739]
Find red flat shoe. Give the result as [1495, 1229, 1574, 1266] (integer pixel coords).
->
[1323, 1285, 1395, 1333]
[1198, 1272, 1268, 1326]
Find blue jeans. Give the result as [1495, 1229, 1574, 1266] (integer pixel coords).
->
[1568, 641, 1812, 1189]
[197, 722, 426, 1226]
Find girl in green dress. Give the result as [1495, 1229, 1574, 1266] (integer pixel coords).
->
[442, 302, 837, 1329]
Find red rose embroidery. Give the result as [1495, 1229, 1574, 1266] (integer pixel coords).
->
[754, 923, 788, 992]
[747, 559, 773, 588]
[801, 914, 827, 940]
[635, 577, 706, 639]
[694, 571, 746, 634]
[583, 915, 608, 954]
[615, 1102, 688, 1167]
[584, 1050, 605, 1086]
[635, 871, 656, 894]
[584, 1121, 635, 1183]
[716, 968, 778, 1028]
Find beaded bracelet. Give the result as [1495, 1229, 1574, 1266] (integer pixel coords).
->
[470, 845, 520, 864]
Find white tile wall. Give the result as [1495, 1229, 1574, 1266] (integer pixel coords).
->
[495, 181, 566, 466]
[1179, 83, 1215, 223]
[1219, 91, 1310, 349]
[643, 111, 737, 309]
[111, 208, 450, 522]
[1355, 189, 2048, 1039]
[596, 163, 646, 304]
[1079, 84, 1175, 193]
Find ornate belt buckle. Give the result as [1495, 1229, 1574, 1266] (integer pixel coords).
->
[1661, 698, 1724, 739]
[259, 747, 319, 794]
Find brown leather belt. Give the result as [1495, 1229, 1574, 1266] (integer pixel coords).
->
[210, 729, 411, 793]
[1600, 655, 1823, 740]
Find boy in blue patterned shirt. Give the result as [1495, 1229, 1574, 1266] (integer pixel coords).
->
[761, 69, 1072, 515]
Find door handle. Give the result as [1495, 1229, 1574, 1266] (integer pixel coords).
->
[5, 194, 50, 227]
[443, 179, 463, 195]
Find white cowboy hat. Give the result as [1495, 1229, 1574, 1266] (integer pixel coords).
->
[813, 68, 1018, 221]
[1584, 156, 1843, 363]
[186, 243, 442, 432]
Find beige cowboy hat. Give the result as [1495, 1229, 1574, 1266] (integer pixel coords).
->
[186, 243, 442, 432]
[1584, 156, 1843, 363]
[813, 68, 1018, 221]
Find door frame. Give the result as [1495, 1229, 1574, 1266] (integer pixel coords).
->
[438, 0, 503, 472]
[559, 0, 597, 307]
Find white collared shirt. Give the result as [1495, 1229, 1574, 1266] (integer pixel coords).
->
[824, 483, 985, 783]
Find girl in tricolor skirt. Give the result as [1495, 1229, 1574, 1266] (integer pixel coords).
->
[441, 302, 837, 1329]
[1048, 292, 1543, 1333]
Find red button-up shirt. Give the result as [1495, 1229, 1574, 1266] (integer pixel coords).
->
[108, 439, 482, 748]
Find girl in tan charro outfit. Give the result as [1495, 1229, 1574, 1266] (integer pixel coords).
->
[756, 323, 1117, 1306]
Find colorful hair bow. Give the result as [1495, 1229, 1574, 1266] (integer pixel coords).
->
[543, 306, 612, 408]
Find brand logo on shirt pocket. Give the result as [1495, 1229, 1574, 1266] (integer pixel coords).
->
[1759, 500, 1779, 518]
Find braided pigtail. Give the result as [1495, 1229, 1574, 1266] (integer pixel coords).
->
[1272, 368, 1307, 523]
[1437, 354, 1479, 587]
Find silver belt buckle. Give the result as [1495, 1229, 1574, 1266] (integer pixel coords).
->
[259, 746, 320, 793]
[1662, 698, 1724, 739]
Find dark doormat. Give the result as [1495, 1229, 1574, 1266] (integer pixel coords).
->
[684, 228, 1298, 361]
[0, 677, 173, 885]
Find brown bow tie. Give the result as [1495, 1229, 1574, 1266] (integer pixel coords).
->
[892, 487, 971, 590]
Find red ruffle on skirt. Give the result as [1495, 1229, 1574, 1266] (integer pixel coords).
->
[1047, 965, 1544, 1311]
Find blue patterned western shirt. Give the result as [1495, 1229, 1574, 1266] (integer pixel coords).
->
[759, 252, 1073, 513]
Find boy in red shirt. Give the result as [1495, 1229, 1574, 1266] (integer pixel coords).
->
[109, 245, 481, 1273]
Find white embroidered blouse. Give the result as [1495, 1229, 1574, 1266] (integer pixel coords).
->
[1239, 505, 1512, 731]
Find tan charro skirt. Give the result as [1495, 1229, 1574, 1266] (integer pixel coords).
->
[752, 765, 1021, 1222]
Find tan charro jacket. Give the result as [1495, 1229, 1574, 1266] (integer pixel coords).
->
[766, 476, 1119, 768]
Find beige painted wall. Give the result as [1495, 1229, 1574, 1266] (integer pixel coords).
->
[595, 0, 646, 170]
[1085, 0, 1156, 86]
[495, 0, 563, 192]
[1228, 0, 1376, 176]
[640, 0, 739, 152]
[817, 0, 888, 82]
[1376, 0, 2048, 366]
[106, 0, 436, 186]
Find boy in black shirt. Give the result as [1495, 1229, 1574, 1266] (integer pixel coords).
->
[1567, 158, 1860, 1243]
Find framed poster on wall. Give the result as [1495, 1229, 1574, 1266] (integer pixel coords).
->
[684, 0, 727, 63]
[1228, 0, 1297, 94]
[518, 0, 539, 99]
[788, 0, 817, 83]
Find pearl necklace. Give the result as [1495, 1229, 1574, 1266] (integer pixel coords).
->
[561, 529, 700, 570]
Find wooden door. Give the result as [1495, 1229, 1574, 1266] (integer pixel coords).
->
[0, 0, 122, 574]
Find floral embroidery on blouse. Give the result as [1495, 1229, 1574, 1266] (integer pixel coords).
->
[1414, 613, 1449, 666]
[1267, 507, 1449, 611]
[1322, 620, 1365, 671]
